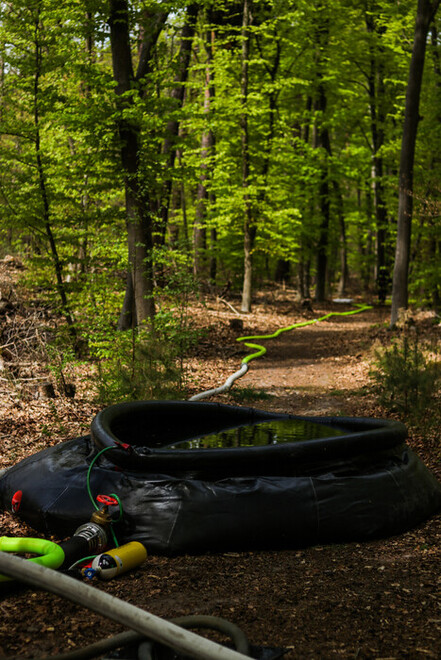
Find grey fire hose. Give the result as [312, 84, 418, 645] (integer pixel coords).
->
[189, 363, 249, 401]
[0, 552, 251, 660]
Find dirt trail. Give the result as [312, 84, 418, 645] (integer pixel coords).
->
[236, 306, 384, 415]
[190, 301, 390, 418]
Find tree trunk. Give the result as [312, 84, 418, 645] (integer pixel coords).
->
[33, 8, 76, 340]
[209, 226, 217, 286]
[391, 0, 441, 326]
[334, 181, 348, 297]
[275, 259, 290, 284]
[365, 7, 390, 304]
[298, 257, 311, 300]
[240, 0, 254, 313]
[109, 0, 167, 328]
[157, 4, 198, 241]
[360, 184, 374, 291]
[313, 6, 330, 303]
[430, 236, 441, 311]
[428, 24, 441, 311]
[240, 9, 280, 309]
[193, 26, 215, 286]
[314, 91, 331, 303]
[167, 173, 183, 249]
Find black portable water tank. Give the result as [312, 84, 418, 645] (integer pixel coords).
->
[0, 401, 440, 554]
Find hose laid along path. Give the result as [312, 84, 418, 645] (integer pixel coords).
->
[189, 303, 372, 401]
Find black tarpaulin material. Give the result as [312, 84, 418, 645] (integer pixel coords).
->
[0, 401, 440, 554]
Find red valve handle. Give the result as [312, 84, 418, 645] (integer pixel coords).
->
[11, 490, 22, 513]
[96, 494, 118, 507]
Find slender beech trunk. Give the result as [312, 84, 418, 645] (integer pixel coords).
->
[255, 33, 281, 284]
[361, 184, 374, 291]
[314, 81, 331, 302]
[157, 4, 198, 242]
[78, 11, 95, 276]
[33, 9, 76, 339]
[298, 258, 311, 300]
[365, 8, 389, 303]
[275, 259, 290, 283]
[0, 42, 4, 121]
[391, 0, 441, 326]
[298, 97, 313, 299]
[429, 26, 441, 310]
[109, 0, 167, 329]
[313, 6, 331, 303]
[168, 149, 184, 249]
[334, 181, 348, 297]
[209, 226, 217, 285]
[194, 27, 215, 286]
[241, 0, 254, 313]
[240, 9, 280, 309]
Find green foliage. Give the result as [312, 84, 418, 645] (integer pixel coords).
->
[0, 0, 440, 391]
[95, 327, 182, 404]
[46, 341, 78, 397]
[370, 329, 441, 421]
[94, 317, 201, 405]
[91, 245, 202, 404]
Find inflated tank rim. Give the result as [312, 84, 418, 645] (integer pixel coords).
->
[90, 400, 408, 472]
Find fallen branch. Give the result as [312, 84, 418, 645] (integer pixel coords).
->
[217, 297, 241, 316]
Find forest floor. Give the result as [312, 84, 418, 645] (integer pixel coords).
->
[1, 257, 441, 659]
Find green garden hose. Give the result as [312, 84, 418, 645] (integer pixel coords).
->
[238, 303, 372, 364]
[0, 537, 65, 582]
[189, 303, 372, 401]
[86, 446, 123, 548]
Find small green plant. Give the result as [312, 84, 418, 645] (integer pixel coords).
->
[95, 328, 184, 404]
[47, 400, 68, 436]
[93, 314, 201, 405]
[85, 244, 202, 404]
[46, 341, 78, 397]
[370, 329, 441, 421]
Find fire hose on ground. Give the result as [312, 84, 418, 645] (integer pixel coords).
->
[0, 551, 251, 660]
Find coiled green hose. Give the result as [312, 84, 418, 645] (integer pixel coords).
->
[0, 537, 65, 582]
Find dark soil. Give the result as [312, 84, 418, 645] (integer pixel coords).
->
[1, 261, 441, 659]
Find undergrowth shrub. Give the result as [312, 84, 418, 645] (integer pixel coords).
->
[46, 342, 78, 397]
[91, 308, 202, 404]
[91, 248, 202, 404]
[13, 235, 202, 404]
[370, 327, 441, 422]
[94, 328, 178, 403]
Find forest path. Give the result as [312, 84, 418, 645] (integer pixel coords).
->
[192, 297, 390, 418]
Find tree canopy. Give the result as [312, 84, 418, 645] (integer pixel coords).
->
[0, 0, 440, 337]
